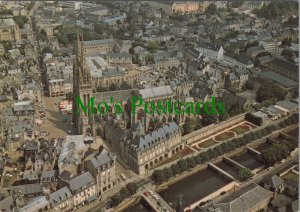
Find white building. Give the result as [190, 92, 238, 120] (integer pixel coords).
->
[196, 42, 224, 61]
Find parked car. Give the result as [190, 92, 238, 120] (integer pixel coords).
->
[121, 174, 126, 180]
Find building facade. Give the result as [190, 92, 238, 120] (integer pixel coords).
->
[104, 121, 185, 175]
[84, 148, 117, 196]
[0, 18, 21, 41]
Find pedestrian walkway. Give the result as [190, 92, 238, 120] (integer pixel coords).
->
[120, 177, 134, 186]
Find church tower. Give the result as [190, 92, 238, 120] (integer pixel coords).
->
[73, 33, 93, 135]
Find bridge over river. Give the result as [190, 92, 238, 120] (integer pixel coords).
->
[140, 187, 174, 212]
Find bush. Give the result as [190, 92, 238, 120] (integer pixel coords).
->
[239, 168, 253, 181]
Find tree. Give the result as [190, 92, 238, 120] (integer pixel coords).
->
[194, 117, 202, 130]
[160, 41, 166, 46]
[116, 20, 122, 28]
[205, 3, 218, 15]
[119, 187, 130, 198]
[214, 145, 224, 155]
[94, 24, 105, 34]
[0, 41, 12, 50]
[207, 149, 217, 159]
[0, 9, 12, 15]
[219, 110, 229, 122]
[177, 159, 189, 172]
[239, 168, 253, 181]
[42, 46, 53, 54]
[183, 117, 196, 135]
[199, 152, 209, 162]
[162, 168, 173, 180]
[201, 113, 218, 126]
[187, 157, 196, 168]
[126, 182, 138, 195]
[171, 164, 181, 175]
[245, 113, 263, 126]
[111, 194, 123, 206]
[66, 92, 73, 100]
[152, 170, 165, 184]
[147, 40, 159, 52]
[129, 47, 135, 55]
[13, 16, 28, 29]
[193, 155, 202, 164]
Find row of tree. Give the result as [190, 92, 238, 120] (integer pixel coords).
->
[278, 113, 298, 128]
[110, 182, 138, 207]
[261, 136, 298, 166]
[151, 124, 280, 184]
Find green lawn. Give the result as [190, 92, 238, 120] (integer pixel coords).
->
[231, 125, 250, 135]
[197, 139, 218, 148]
[215, 131, 235, 141]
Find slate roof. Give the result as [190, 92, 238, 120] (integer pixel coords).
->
[269, 58, 298, 73]
[260, 71, 297, 88]
[235, 68, 250, 75]
[68, 172, 95, 193]
[12, 101, 35, 112]
[50, 186, 73, 207]
[83, 39, 114, 47]
[246, 45, 264, 54]
[109, 52, 132, 59]
[90, 148, 114, 169]
[236, 55, 254, 65]
[197, 41, 221, 51]
[215, 185, 273, 212]
[102, 67, 125, 77]
[11, 183, 43, 195]
[127, 122, 180, 152]
[271, 175, 284, 188]
[276, 100, 298, 111]
[139, 85, 173, 99]
[19, 196, 49, 212]
[41, 170, 57, 182]
[0, 19, 17, 28]
[0, 196, 14, 212]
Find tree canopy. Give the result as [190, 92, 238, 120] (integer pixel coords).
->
[205, 3, 218, 15]
[239, 168, 253, 181]
[13, 16, 28, 29]
[256, 83, 286, 103]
